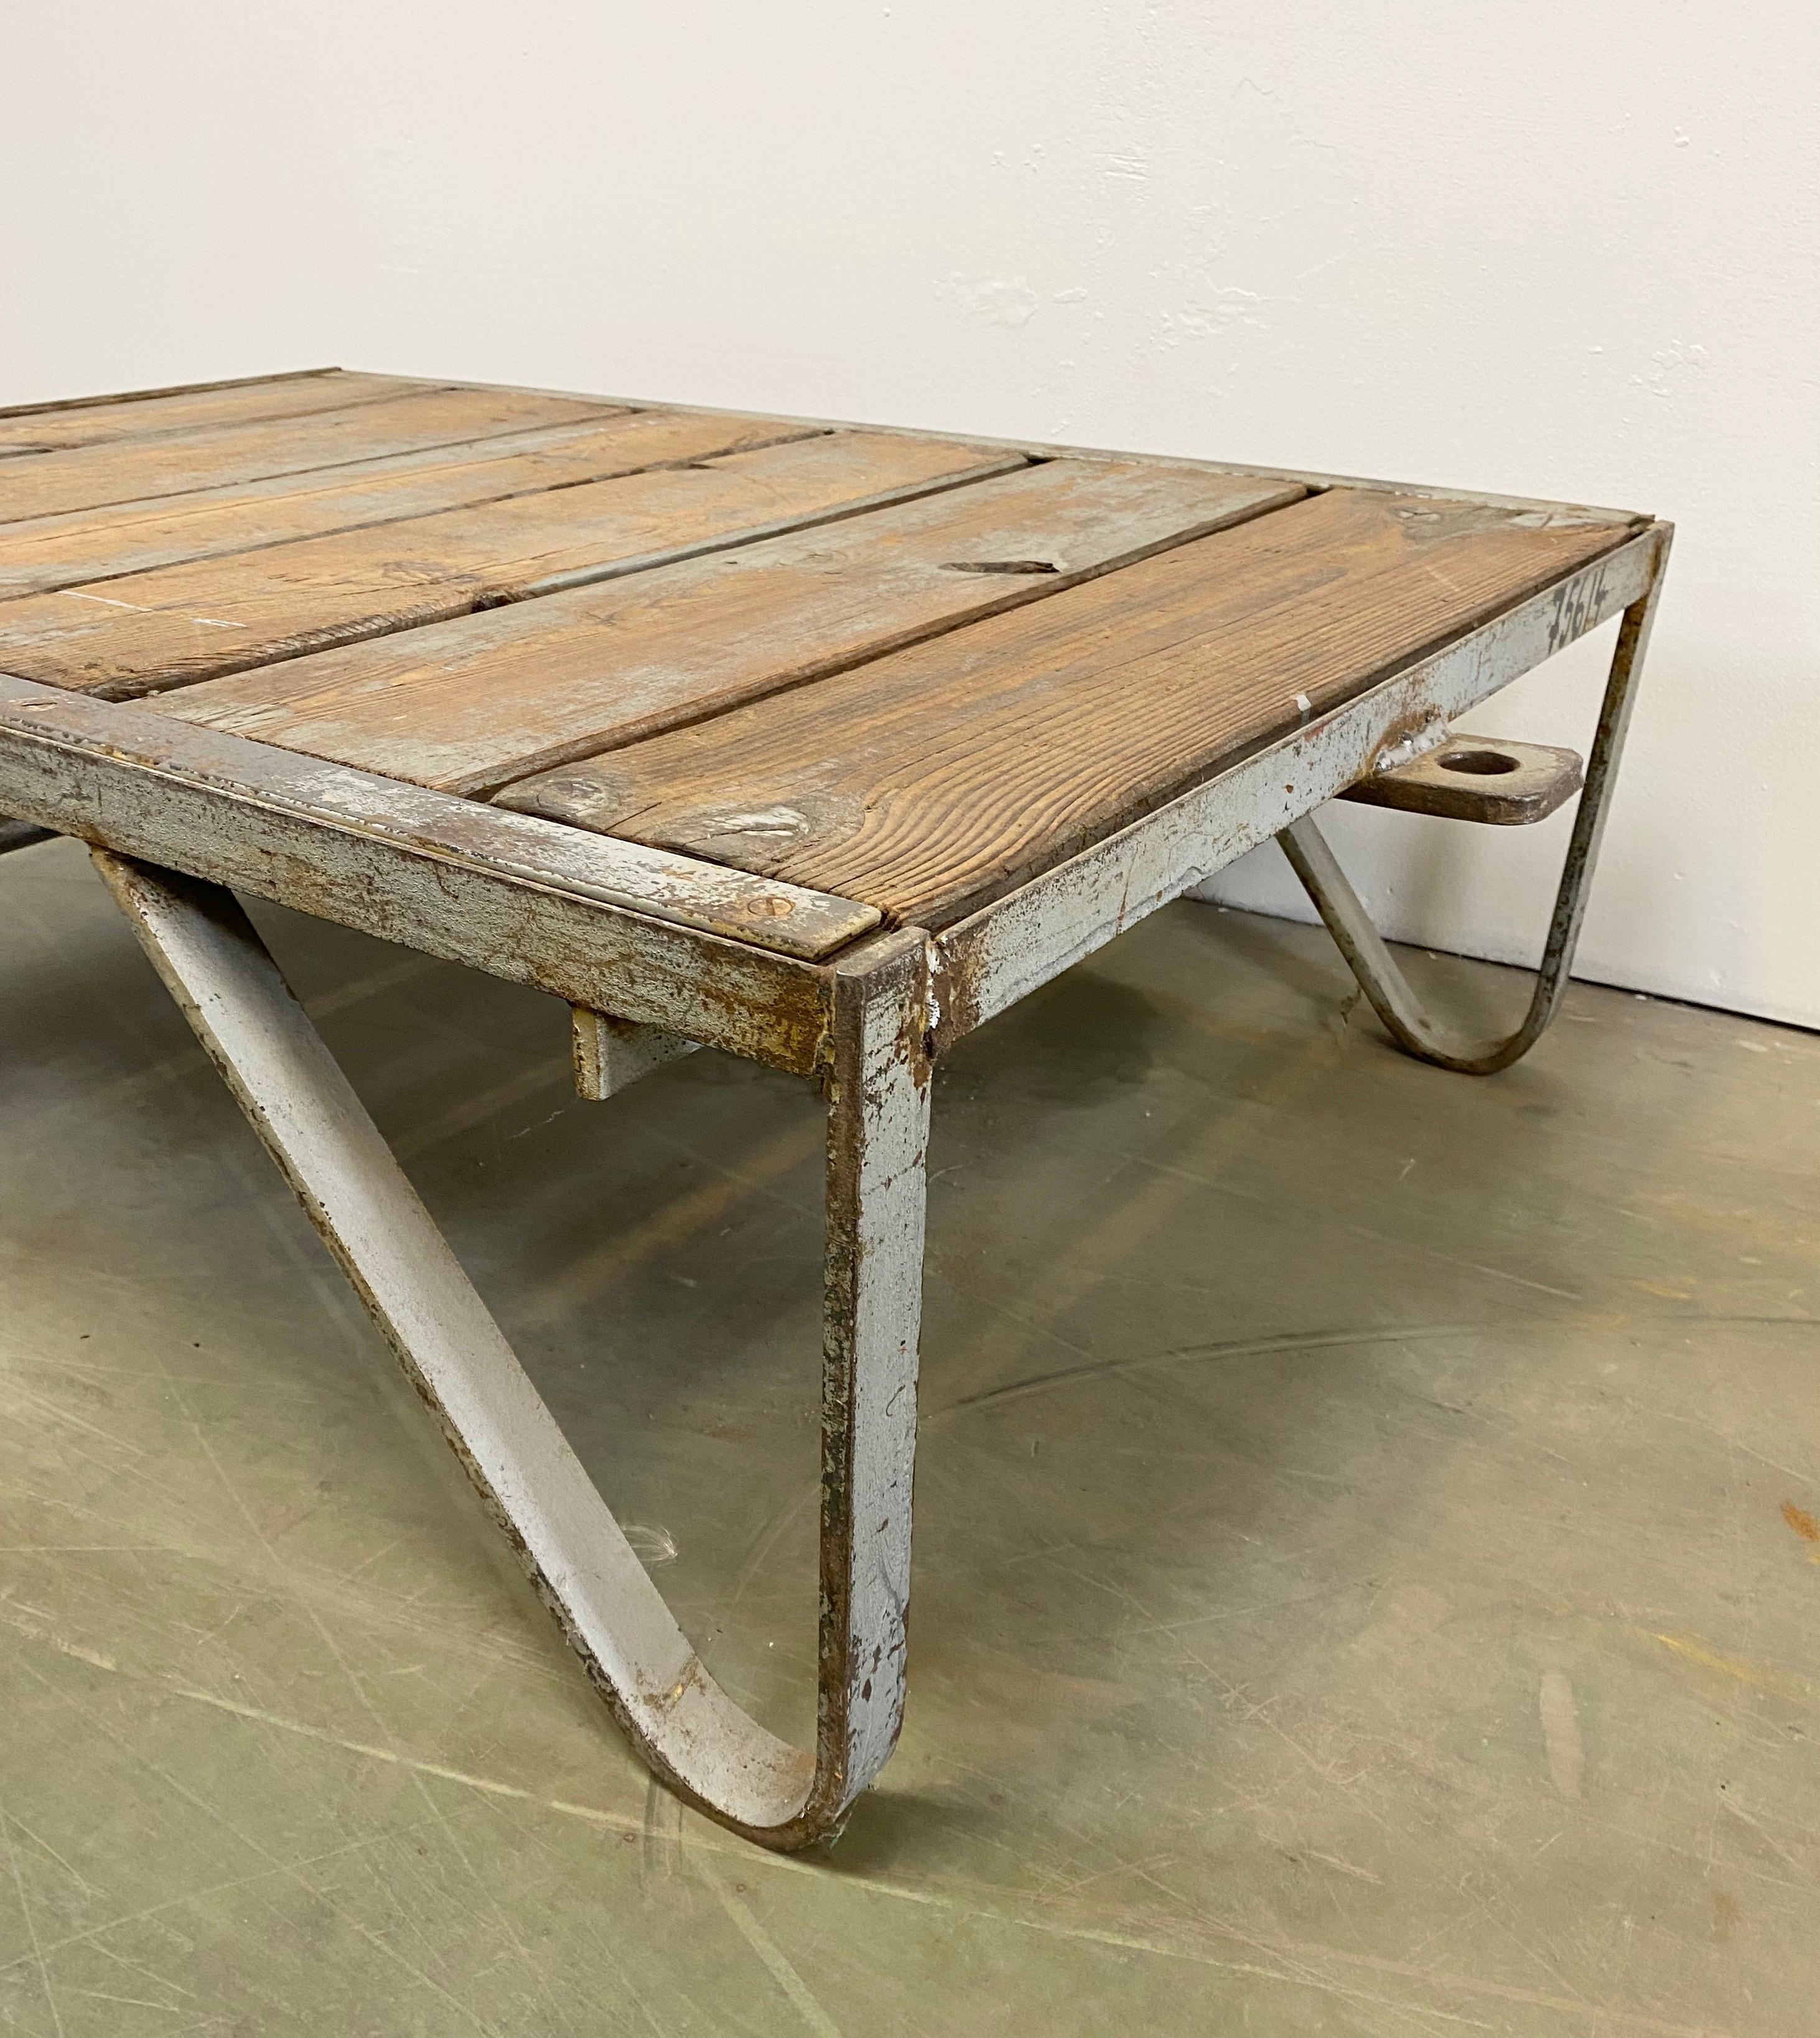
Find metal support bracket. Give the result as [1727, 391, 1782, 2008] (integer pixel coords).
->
[1277, 541, 1669, 1076]
[1338, 733, 1583, 826]
[570, 1005, 700, 1100]
[92, 847, 932, 1851]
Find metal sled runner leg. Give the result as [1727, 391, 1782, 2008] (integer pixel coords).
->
[92, 848, 932, 1852]
[1277, 556, 1669, 1076]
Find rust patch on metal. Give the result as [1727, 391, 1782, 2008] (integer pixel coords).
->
[1340, 733, 1584, 826]
[928, 926, 985, 1056]
[644, 1654, 709, 1717]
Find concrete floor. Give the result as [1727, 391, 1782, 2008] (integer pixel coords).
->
[1, 834, 1816, 2037]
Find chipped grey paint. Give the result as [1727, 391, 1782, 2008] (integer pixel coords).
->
[93, 853, 931, 1851]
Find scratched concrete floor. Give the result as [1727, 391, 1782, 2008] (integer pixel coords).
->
[1, 834, 1816, 2036]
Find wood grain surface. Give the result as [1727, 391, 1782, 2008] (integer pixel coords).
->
[0, 409, 817, 599]
[161, 460, 1302, 792]
[0, 367, 338, 419]
[0, 385, 625, 524]
[0, 432, 1018, 696]
[0, 370, 426, 458]
[500, 488, 1635, 928]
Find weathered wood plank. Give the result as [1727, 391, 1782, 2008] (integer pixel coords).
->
[450, 379, 1645, 526]
[0, 368, 340, 421]
[0, 371, 429, 458]
[0, 678, 874, 961]
[931, 528, 1666, 1046]
[0, 433, 1024, 697]
[161, 460, 1304, 793]
[0, 409, 817, 599]
[0, 385, 625, 525]
[504, 488, 1637, 929]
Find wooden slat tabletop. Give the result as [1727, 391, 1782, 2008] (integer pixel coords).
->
[0, 383, 625, 524]
[1, 370, 1642, 941]
[0, 370, 420, 457]
[158, 460, 1303, 791]
[0, 409, 820, 598]
[497, 488, 1632, 926]
[0, 430, 1014, 694]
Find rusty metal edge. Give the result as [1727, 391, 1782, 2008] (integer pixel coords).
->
[0, 677, 877, 951]
[0, 683, 845, 1075]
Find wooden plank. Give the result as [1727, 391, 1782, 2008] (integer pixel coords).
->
[502, 488, 1638, 929]
[456, 379, 1644, 526]
[0, 371, 429, 458]
[0, 409, 818, 599]
[0, 385, 625, 524]
[159, 460, 1305, 793]
[0, 676, 876, 964]
[0, 432, 1024, 697]
[930, 529, 1666, 1046]
[0, 367, 340, 421]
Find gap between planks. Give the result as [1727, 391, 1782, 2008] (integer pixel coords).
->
[426, 373, 1650, 527]
[0, 371, 439, 462]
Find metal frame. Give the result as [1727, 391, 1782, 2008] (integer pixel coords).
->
[1274, 533, 1669, 1074]
[0, 508, 1671, 1850]
[91, 850, 931, 1851]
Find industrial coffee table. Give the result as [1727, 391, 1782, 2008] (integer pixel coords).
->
[0, 368, 1668, 1848]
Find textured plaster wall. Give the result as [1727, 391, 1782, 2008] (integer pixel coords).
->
[5, 3, 1814, 1022]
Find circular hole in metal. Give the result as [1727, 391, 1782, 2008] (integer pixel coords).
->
[1437, 748, 1520, 776]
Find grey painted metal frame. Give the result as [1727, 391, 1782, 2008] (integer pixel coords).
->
[0, 514, 1669, 1847]
[1276, 529, 1670, 1074]
[93, 849, 931, 1852]
[570, 1005, 701, 1099]
[0, 676, 866, 1073]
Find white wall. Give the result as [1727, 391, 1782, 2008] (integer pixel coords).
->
[6, 4, 1814, 1024]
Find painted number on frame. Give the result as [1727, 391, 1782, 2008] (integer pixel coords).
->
[1546, 564, 1609, 654]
